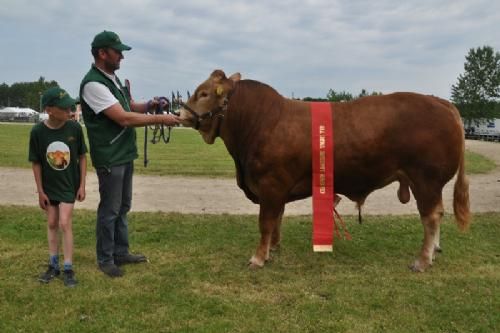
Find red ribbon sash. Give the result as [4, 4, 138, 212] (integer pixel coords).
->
[310, 102, 334, 252]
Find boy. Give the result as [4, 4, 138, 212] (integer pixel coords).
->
[29, 87, 87, 287]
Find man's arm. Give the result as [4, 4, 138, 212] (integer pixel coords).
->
[130, 100, 149, 114]
[83, 82, 179, 127]
[103, 102, 179, 127]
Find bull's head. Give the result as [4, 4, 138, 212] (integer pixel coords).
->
[179, 70, 241, 144]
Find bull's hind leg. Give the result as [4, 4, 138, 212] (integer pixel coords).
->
[249, 202, 285, 269]
[412, 194, 444, 272]
[429, 200, 444, 259]
[270, 206, 285, 252]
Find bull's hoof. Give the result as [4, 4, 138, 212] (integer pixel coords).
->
[248, 256, 265, 270]
[409, 259, 431, 272]
[409, 264, 425, 273]
[248, 262, 264, 270]
[434, 246, 443, 253]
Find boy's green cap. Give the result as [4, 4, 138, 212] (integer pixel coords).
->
[42, 87, 76, 109]
[91, 30, 132, 51]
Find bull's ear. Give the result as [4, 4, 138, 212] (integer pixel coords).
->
[229, 72, 241, 83]
[211, 70, 226, 83]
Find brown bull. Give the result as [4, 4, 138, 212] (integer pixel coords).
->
[179, 70, 470, 272]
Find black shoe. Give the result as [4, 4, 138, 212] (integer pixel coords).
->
[63, 269, 78, 287]
[114, 253, 148, 266]
[99, 262, 123, 278]
[38, 265, 60, 283]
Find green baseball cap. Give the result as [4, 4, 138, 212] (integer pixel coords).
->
[42, 87, 76, 109]
[91, 30, 132, 51]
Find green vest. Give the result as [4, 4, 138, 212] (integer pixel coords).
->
[79, 65, 138, 168]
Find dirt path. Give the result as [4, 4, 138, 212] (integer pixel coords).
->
[1, 140, 499, 215]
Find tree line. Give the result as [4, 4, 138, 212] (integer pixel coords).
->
[303, 88, 382, 102]
[2, 46, 500, 122]
[0, 77, 59, 112]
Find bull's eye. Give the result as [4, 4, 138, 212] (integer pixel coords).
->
[198, 91, 209, 99]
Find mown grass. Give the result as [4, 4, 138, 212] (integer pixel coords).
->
[0, 206, 498, 333]
[0, 123, 497, 176]
[0, 123, 234, 177]
[464, 150, 497, 174]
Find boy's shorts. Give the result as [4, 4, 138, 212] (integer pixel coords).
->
[49, 200, 74, 206]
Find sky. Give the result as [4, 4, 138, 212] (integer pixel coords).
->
[1, 0, 499, 101]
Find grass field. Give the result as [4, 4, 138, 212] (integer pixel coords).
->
[0, 123, 498, 332]
[0, 123, 496, 176]
[0, 206, 498, 332]
[0, 123, 235, 177]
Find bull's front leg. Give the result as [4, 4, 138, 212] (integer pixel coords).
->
[249, 202, 285, 269]
[270, 206, 285, 252]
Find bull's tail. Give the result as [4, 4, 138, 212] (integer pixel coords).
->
[453, 133, 471, 231]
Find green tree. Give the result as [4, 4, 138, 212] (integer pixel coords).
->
[302, 97, 328, 101]
[326, 89, 354, 102]
[451, 46, 500, 125]
[0, 77, 58, 111]
[358, 89, 382, 98]
[0, 83, 9, 107]
[302, 89, 382, 102]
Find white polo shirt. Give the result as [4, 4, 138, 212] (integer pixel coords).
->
[82, 67, 122, 114]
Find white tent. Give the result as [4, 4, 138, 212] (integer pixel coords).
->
[0, 107, 39, 122]
[0, 107, 38, 115]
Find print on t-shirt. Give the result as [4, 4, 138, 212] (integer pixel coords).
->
[46, 141, 70, 170]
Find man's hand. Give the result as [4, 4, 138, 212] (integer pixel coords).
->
[160, 114, 180, 126]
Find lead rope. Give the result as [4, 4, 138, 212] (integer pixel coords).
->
[142, 91, 188, 167]
[334, 208, 352, 240]
[144, 97, 171, 167]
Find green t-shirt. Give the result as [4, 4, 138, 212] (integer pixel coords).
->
[28, 121, 88, 203]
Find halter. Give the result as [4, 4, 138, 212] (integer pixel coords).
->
[180, 102, 226, 130]
[180, 89, 231, 130]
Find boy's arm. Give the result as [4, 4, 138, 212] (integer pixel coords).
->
[32, 162, 49, 210]
[76, 154, 87, 201]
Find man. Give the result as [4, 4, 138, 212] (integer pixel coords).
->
[80, 30, 179, 278]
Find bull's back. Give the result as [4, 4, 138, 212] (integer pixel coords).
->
[333, 93, 464, 199]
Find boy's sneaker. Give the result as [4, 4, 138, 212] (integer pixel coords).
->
[63, 269, 78, 287]
[38, 265, 60, 283]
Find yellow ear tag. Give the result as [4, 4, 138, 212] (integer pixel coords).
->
[216, 86, 224, 96]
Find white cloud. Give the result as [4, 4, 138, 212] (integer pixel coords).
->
[1, 0, 499, 100]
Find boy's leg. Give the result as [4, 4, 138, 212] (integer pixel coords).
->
[46, 204, 60, 259]
[59, 202, 77, 287]
[39, 204, 60, 283]
[59, 202, 75, 266]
